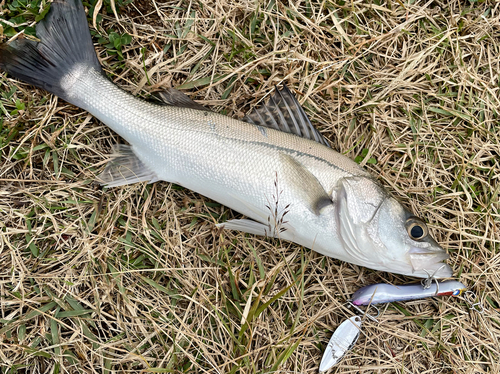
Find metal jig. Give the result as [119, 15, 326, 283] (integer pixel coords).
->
[319, 316, 363, 372]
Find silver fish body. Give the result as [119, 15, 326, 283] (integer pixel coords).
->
[0, 0, 452, 278]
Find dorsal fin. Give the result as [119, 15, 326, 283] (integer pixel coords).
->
[243, 85, 330, 147]
[154, 88, 211, 112]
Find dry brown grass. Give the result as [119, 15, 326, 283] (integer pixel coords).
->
[1, 0, 499, 373]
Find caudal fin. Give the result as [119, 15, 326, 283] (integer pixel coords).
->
[0, 0, 101, 103]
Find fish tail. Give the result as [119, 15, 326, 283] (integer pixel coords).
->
[0, 0, 101, 104]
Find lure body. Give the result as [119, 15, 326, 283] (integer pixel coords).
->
[351, 280, 466, 306]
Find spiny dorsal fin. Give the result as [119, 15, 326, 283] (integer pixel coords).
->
[155, 88, 211, 112]
[243, 85, 330, 147]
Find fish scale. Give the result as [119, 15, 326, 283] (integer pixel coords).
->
[71, 66, 357, 207]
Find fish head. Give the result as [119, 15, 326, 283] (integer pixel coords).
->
[336, 177, 452, 278]
[373, 197, 452, 278]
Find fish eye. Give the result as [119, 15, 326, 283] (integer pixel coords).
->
[405, 217, 429, 241]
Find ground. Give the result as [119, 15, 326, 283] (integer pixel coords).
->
[0, 0, 499, 373]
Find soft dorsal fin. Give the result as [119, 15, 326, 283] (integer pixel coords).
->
[154, 88, 211, 112]
[243, 85, 330, 147]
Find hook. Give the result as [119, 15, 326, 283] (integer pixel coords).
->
[347, 302, 380, 323]
[462, 290, 484, 314]
[420, 264, 447, 294]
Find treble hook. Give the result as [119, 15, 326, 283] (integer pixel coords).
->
[346, 301, 380, 323]
[420, 264, 447, 294]
[462, 290, 484, 314]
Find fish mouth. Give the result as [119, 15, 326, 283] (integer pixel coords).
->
[409, 247, 453, 278]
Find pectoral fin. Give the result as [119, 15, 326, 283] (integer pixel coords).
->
[217, 155, 332, 237]
[279, 154, 333, 216]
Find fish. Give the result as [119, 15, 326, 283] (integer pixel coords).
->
[0, 0, 452, 278]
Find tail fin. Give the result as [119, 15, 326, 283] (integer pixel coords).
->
[0, 0, 101, 103]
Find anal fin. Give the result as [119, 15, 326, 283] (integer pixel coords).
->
[98, 144, 159, 188]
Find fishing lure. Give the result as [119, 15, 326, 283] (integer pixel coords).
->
[319, 280, 470, 372]
[351, 280, 467, 306]
[319, 316, 362, 372]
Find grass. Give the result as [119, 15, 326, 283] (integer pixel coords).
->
[1, 0, 500, 373]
